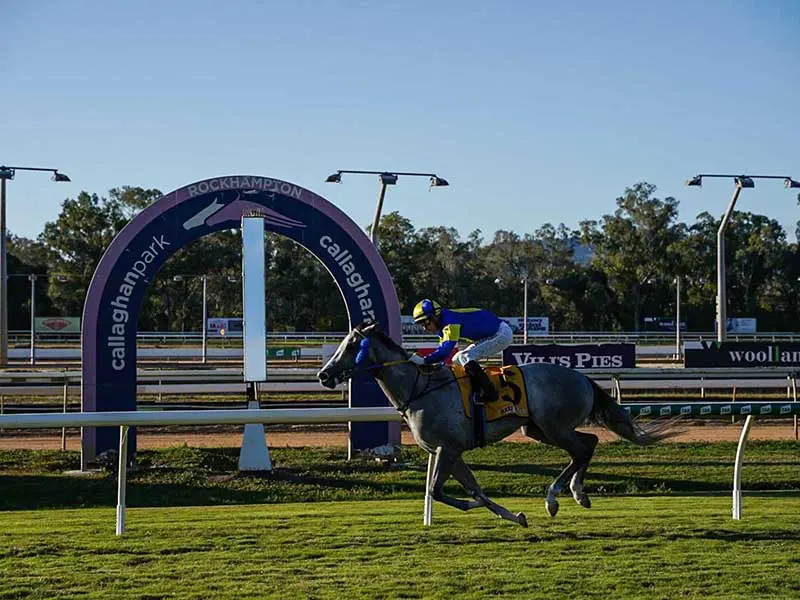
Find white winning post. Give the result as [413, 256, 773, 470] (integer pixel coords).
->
[423, 454, 434, 526]
[116, 426, 129, 535]
[732, 414, 754, 520]
[239, 215, 272, 471]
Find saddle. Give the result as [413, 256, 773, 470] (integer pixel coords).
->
[449, 364, 529, 448]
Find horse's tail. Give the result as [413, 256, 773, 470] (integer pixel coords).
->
[587, 378, 682, 446]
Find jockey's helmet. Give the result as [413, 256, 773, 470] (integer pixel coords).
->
[413, 299, 442, 323]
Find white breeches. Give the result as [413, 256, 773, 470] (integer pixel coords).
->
[452, 321, 514, 366]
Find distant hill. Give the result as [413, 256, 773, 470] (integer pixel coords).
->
[569, 238, 594, 265]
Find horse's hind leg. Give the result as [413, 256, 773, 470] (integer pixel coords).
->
[538, 430, 596, 517]
[451, 457, 527, 528]
[569, 432, 598, 509]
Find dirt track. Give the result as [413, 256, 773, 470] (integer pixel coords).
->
[0, 421, 796, 451]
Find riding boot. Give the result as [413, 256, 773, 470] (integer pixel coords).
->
[464, 360, 497, 404]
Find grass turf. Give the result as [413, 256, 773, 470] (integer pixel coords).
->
[0, 496, 798, 599]
[0, 441, 798, 510]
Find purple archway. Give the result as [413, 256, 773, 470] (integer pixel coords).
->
[81, 175, 402, 460]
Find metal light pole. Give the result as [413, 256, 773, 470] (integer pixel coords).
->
[325, 170, 449, 249]
[716, 180, 746, 343]
[0, 166, 71, 367]
[686, 174, 799, 343]
[175, 274, 237, 363]
[29, 274, 36, 365]
[201, 275, 208, 364]
[674, 276, 681, 359]
[522, 273, 529, 345]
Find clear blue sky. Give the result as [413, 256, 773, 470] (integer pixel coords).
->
[3, 0, 798, 243]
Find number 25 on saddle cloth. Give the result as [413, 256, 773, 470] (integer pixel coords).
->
[451, 364, 530, 421]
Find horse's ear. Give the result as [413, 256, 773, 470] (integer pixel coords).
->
[361, 321, 381, 334]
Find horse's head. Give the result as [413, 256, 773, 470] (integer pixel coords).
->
[317, 322, 408, 389]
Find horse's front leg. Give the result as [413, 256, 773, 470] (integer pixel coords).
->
[428, 447, 484, 512]
[451, 458, 528, 528]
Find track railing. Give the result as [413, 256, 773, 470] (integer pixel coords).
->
[1, 402, 796, 533]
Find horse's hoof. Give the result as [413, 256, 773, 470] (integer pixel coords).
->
[516, 512, 528, 528]
[545, 499, 559, 517]
[578, 495, 591, 509]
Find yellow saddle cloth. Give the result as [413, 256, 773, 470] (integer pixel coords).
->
[451, 364, 530, 421]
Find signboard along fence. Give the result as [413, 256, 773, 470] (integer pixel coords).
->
[34, 317, 81, 333]
[503, 343, 636, 369]
[685, 341, 800, 368]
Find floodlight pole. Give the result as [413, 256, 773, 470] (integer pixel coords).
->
[675, 276, 681, 358]
[371, 182, 389, 247]
[717, 183, 743, 343]
[686, 173, 797, 344]
[0, 166, 70, 366]
[522, 274, 529, 345]
[201, 275, 208, 364]
[0, 176, 6, 367]
[325, 170, 448, 251]
[29, 274, 36, 365]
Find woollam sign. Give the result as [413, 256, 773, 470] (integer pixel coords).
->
[684, 341, 800, 368]
[503, 343, 635, 369]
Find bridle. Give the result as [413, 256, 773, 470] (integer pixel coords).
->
[338, 329, 461, 416]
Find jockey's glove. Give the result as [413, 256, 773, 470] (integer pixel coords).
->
[409, 354, 426, 366]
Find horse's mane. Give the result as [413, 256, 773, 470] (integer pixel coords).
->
[357, 322, 409, 358]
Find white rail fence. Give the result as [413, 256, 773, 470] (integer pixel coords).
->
[0, 367, 796, 399]
[1, 402, 796, 534]
[3, 344, 713, 362]
[0, 408, 402, 535]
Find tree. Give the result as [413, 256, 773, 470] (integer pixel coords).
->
[413, 226, 482, 309]
[109, 186, 162, 221]
[581, 183, 683, 330]
[39, 192, 129, 316]
[5, 235, 55, 328]
[373, 212, 425, 313]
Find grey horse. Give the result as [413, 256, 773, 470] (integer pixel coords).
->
[317, 323, 678, 527]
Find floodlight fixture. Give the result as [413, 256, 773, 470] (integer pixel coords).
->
[785, 178, 800, 189]
[0, 164, 71, 365]
[325, 169, 449, 248]
[379, 172, 398, 185]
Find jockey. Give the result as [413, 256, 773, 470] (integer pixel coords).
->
[409, 299, 513, 403]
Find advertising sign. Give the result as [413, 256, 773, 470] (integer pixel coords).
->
[34, 316, 81, 333]
[502, 317, 550, 336]
[684, 341, 800, 368]
[642, 316, 687, 332]
[207, 318, 244, 336]
[401, 315, 427, 335]
[267, 347, 300, 359]
[726, 317, 757, 334]
[503, 343, 636, 369]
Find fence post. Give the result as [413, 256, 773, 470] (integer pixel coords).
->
[61, 371, 68, 451]
[116, 425, 129, 535]
[732, 414, 754, 520]
[790, 374, 798, 441]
